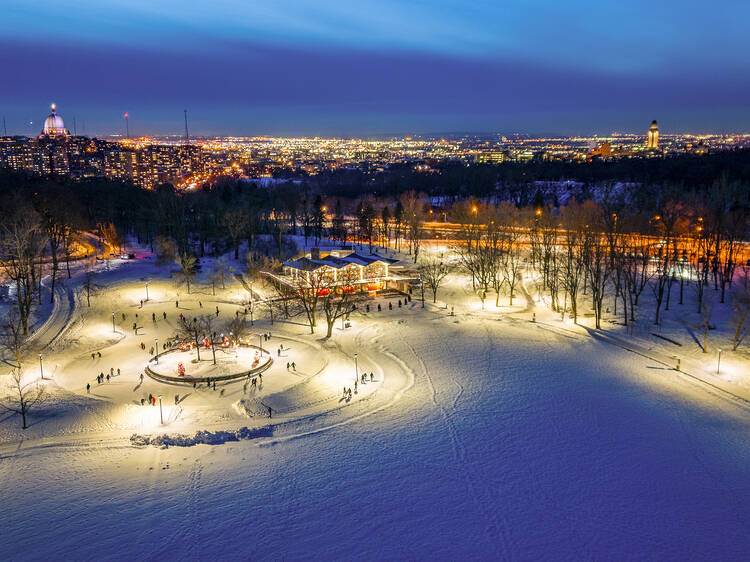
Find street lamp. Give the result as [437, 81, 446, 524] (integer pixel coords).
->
[258, 334, 263, 356]
[145, 281, 149, 301]
[112, 311, 115, 333]
[158, 395, 163, 424]
[354, 353, 359, 382]
[155, 338, 159, 364]
[39, 353, 44, 380]
[717, 348, 723, 374]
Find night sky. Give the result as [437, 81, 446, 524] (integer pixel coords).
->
[2, 1, 749, 137]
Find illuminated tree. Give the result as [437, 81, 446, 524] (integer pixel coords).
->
[0, 370, 45, 430]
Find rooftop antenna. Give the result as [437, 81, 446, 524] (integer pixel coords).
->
[124, 113, 130, 139]
[73, 116, 77, 136]
[184, 109, 189, 142]
[2, 116, 6, 137]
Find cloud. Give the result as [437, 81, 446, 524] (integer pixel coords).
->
[1, 37, 748, 136]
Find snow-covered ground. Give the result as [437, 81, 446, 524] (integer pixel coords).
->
[2, 244, 750, 559]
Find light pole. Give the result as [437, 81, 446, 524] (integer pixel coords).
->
[39, 353, 44, 380]
[354, 353, 358, 382]
[717, 348, 723, 374]
[258, 334, 263, 356]
[155, 338, 159, 364]
[158, 395, 163, 424]
[112, 311, 115, 333]
[145, 281, 149, 301]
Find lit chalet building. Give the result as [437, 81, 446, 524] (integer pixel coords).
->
[269, 248, 413, 294]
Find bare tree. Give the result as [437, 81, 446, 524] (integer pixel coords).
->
[417, 256, 450, 303]
[176, 252, 197, 294]
[176, 315, 204, 361]
[701, 299, 713, 353]
[650, 200, 686, 325]
[98, 222, 122, 255]
[226, 316, 252, 346]
[222, 209, 247, 260]
[495, 204, 523, 306]
[81, 267, 101, 307]
[400, 191, 425, 263]
[0, 206, 43, 335]
[0, 312, 30, 369]
[559, 202, 593, 323]
[0, 370, 45, 430]
[210, 256, 231, 295]
[155, 236, 178, 277]
[321, 270, 360, 338]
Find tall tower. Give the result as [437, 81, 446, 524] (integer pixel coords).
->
[646, 120, 659, 150]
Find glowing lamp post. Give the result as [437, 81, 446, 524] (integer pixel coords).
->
[145, 281, 149, 301]
[39, 353, 44, 380]
[158, 395, 163, 425]
[354, 353, 359, 383]
[155, 338, 159, 364]
[258, 334, 263, 356]
[112, 311, 115, 333]
[717, 348, 723, 374]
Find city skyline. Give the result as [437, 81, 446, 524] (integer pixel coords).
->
[3, 1, 750, 136]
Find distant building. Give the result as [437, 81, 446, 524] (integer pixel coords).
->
[40, 104, 69, 139]
[646, 120, 659, 150]
[591, 142, 612, 158]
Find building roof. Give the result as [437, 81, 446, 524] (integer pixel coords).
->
[283, 251, 399, 271]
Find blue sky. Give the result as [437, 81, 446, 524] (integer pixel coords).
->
[2, 1, 749, 136]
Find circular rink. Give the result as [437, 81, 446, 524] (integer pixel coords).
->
[146, 344, 273, 384]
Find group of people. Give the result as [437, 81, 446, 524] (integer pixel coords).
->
[364, 296, 412, 314]
[243, 373, 263, 394]
[88, 367, 119, 392]
[341, 371, 375, 399]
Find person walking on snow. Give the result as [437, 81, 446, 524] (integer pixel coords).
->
[86, 383, 90, 393]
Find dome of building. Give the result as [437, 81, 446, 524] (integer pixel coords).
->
[41, 104, 69, 137]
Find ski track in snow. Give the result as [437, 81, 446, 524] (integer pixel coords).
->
[398, 320, 511, 559]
